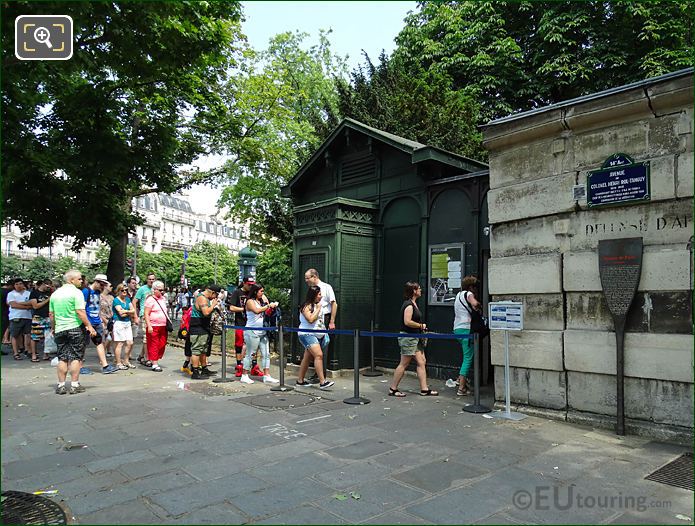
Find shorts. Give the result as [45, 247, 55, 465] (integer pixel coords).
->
[190, 333, 210, 356]
[113, 320, 133, 342]
[56, 326, 87, 362]
[235, 329, 244, 350]
[298, 333, 330, 351]
[9, 318, 31, 337]
[31, 316, 50, 341]
[398, 336, 427, 356]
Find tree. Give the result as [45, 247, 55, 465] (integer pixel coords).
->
[395, 1, 694, 122]
[337, 52, 485, 160]
[2, 1, 244, 284]
[1, 256, 24, 281]
[256, 243, 292, 315]
[214, 31, 348, 245]
[25, 256, 56, 281]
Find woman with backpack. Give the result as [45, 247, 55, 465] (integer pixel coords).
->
[453, 275, 482, 396]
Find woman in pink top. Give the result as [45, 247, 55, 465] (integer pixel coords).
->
[144, 280, 169, 372]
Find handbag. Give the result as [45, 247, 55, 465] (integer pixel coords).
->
[458, 291, 490, 338]
[154, 297, 174, 333]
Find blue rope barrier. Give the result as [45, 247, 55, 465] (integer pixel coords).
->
[361, 330, 473, 340]
[282, 326, 354, 336]
[223, 325, 278, 332]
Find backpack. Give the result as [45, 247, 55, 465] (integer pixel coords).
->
[178, 307, 191, 340]
[210, 304, 225, 336]
[458, 291, 490, 338]
[264, 305, 282, 341]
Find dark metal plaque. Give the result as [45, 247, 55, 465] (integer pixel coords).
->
[598, 237, 643, 321]
[598, 237, 643, 436]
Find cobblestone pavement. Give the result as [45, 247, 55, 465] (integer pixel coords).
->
[1, 340, 692, 525]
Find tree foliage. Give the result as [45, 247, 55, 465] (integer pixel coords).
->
[337, 52, 485, 160]
[214, 31, 348, 245]
[395, 1, 694, 122]
[2, 1, 243, 250]
[256, 242, 292, 314]
[1, 255, 89, 282]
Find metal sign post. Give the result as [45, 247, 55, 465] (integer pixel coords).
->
[489, 301, 526, 421]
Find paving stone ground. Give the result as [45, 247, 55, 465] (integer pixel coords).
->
[1, 339, 693, 525]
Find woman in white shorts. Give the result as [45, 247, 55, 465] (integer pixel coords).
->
[112, 283, 136, 369]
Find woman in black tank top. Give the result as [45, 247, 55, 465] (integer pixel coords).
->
[388, 281, 439, 398]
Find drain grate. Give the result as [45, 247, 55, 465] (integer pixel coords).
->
[236, 392, 320, 411]
[645, 453, 693, 491]
[1, 490, 68, 525]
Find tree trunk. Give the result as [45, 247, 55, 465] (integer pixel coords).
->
[106, 233, 127, 285]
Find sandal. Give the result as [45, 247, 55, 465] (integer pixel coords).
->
[43, 355, 51, 361]
[456, 388, 470, 396]
[117, 364, 129, 371]
[124, 362, 136, 369]
[30, 357, 40, 362]
[13, 354, 23, 360]
[420, 389, 439, 396]
[388, 387, 406, 398]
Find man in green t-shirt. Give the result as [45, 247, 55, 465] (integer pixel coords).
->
[133, 273, 155, 366]
[49, 270, 97, 395]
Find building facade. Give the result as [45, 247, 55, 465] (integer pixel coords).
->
[481, 68, 693, 441]
[2, 193, 249, 265]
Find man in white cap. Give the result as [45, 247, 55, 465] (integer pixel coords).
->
[83, 274, 118, 374]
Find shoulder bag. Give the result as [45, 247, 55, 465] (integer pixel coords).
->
[458, 291, 489, 338]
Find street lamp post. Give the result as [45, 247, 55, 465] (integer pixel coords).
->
[214, 222, 219, 284]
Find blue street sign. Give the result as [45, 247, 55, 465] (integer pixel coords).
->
[183, 250, 188, 260]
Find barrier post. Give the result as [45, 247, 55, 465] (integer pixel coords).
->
[212, 327, 233, 383]
[343, 329, 370, 405]
[362, 320, 382, 377]
[463, 333, 491, 413]
[271, 325, 293, 392]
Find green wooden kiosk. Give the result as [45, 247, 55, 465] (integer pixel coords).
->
[282, 118, 489, 377]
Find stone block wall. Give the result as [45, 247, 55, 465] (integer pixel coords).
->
[482, 70, 694, 438]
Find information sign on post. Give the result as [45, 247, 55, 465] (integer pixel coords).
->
[489, 301, 526, 421]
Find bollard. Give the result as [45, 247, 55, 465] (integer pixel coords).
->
[212, 327, 233, 383]
[343, 329, 370, 405]
[271, 325, 293, 392]
[463, 333, 490, 413]
[362, 320, 383, 377]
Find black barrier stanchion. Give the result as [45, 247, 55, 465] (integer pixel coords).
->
[463, 333, 491, 413]
[270, 325, 293, 392]
[363, 320, 383, 377]
[212, 327, 233, 383]
[343, 329, 370, 405]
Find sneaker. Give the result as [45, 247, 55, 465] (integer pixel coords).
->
[235, 364, 243, 377]
[240, 374, 254, 384]
[263, 375, 279, 384]
[295, 380, 314, 387]
[319, 380, 335, 390]
[55, 385, 67, 395]
[250, 364, 264, 377]
[102, 364, 118, 374]
[79, 367, 92, 375]
[181, 364, 192, 375]
[69, 384, 86, 394]
[190, 368, 204, 380]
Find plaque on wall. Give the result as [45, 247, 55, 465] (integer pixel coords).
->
[598, 236, 643, 436]
[428, 243, 464, 305]
[587, 153, 650, 208]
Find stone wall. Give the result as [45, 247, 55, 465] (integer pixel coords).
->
[482, 70, 693, 439]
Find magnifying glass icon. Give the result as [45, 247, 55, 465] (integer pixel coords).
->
[33, 26, 53, 49]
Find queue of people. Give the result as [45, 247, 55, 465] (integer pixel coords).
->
[5, 266, 485, 399]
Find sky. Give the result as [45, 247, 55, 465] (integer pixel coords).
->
[183, 0, 416, 215]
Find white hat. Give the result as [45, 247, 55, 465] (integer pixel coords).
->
[93, 274, 111, 286]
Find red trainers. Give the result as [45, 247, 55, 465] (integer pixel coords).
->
[235, 364, 243, 377]
[250, 364, 265, 377]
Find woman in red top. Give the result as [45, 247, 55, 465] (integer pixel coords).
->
[144, 280, 169, 372]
